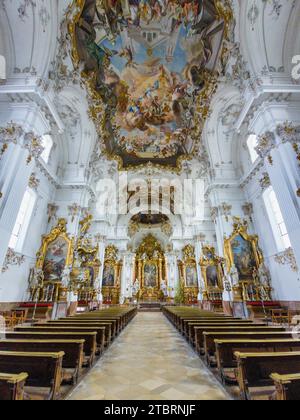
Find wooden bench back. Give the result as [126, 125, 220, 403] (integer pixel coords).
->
[195, 326, 287, 352]
[235, 352, 300, 400]
[0, 372, 28, 401]
[0, 351, 64, 400]
[215, 338, 300, 371]
[271, 373, 300, 401]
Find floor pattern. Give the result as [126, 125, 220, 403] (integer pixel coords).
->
[68, 312, 229, 400]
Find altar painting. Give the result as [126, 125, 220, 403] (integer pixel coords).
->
[231, 235, 257, 279]
[42, 237, 68, 282]
[185, 265, 198, 287]
[206, 265, 219, 288]
[102, 264, 115, 287]
[143, 263, 158, 288]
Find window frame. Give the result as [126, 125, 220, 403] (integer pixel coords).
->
[263, 186, 291, 252]
[9, 188, 37, 253]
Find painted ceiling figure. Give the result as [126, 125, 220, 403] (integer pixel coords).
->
[74, 0, 230, 169]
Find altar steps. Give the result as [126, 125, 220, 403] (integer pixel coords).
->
[138, 302, 162, 312]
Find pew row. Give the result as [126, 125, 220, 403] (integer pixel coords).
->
[0, 339, 84, 384]
[214, 338, 300, 384]
[195, 326, 286, 354]
[15, 326, 105, 355]
[43, 321, 114, 346]
[5, 331, 97, 367]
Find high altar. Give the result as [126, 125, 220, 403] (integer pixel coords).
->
[133, 235, 167, 302]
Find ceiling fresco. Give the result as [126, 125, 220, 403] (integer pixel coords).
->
[70, 0, 233, 170]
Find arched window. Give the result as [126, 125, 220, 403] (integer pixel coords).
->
[247, 134, 259, 163]
[9, 187, 37, 252]
[0, 54, 6, 83]
[263, 186, 291, 252]
[40, 134, 53, 163]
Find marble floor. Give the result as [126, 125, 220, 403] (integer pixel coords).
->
[68, 312, 230, 400]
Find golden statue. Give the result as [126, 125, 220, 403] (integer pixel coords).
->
[79, 214, 93, 236]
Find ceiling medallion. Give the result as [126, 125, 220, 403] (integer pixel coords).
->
[68, 0, 233, 171]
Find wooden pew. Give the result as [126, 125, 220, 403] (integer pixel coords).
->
[195, 326, 286, 355]
[186, 321, 255, 344]
[44, 321, 113, 346]
[181, 316, 237, 335]
[5, 331, 97, 367]
[214, 338, 300, 384]
[0, 351, 64, 400]
[74, 314, 123, 333]
[271, 373, 300, 401]
[54, 318, 117, 339]
[235, 351, 300, 400]
[0, 339, 84, 384]
[203, 330, 290, 363]
[15, 326, 105, 355]
[0, 372, 28, 400]
[179, 315, 232, 333]
[180, 317, 237, 337]
[163, 308, 229, 330]
[73, 314, 123, 336]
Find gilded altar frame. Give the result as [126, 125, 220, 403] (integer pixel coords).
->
[34, 219, 74, 302]
[102, 245, 122, 304]
[224, 219, 263, 276]
[135, 234, 166, 301]
[224, 219, 264, 302]
[36, 218, 74, 275]
[71, 236, 101, 302]
[199, 246, 224, 301]
[178, 245, 199, 303]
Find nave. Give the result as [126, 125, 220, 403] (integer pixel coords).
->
[68, 312, 229, 401]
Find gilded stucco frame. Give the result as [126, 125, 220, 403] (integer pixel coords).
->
[36, 218, 74, 275]
[224, 220, 263, 275]
[102, 245, 122, 289]
[199, 246, 224, 298]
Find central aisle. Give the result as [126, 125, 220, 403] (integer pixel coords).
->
[68, 312, 229, 400]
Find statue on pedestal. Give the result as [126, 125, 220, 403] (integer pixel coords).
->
[29, 267, 44, 289]
[230, 265, 239, 286]
[258, 263, 271, 287]
[132, 280, 140, 297]
[61, 266, 71, 288]
[160, 280, 168, 298]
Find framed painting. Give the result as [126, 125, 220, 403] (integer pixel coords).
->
[185, 264, 198, 288]
[102, 264, 116, 288]
[224, 219, 263, 281]
[42, 237, 69, 282]
[200, 246, 225, 299]
[143, 262, 158, 288]
[36, 219, 74, 282]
